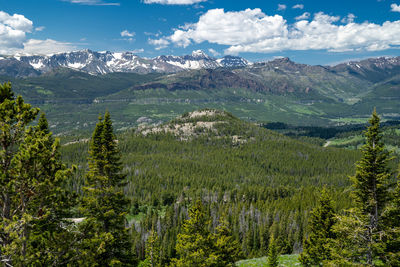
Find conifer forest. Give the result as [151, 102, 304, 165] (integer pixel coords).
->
[1, 80, 400, 267]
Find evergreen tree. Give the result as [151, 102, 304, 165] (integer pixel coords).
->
[299, 187, 336, 266]
[0, 83, 76, 266]
[79, 111, 135, 266]
[0, 83, 38, 265]
[171, 200, 213, 267]
[210, 216, 243, 266]
[331, 109, 392, 265]
[267, 235, 279, 267]
[11, 113, 77, 265]
[144, 227, 161, 267]
[383, 164, 400, 265]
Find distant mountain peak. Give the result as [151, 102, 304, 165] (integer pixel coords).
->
[269, 57, 293, 64]
[217, 55, 251, 68]
[191, 50, 209, 58]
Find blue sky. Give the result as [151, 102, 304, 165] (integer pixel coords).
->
[1, 0, 400, 65]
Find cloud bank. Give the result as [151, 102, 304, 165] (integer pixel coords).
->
[0, 11, 75, 55]
[22, 39, 76, 55]
[150, 8, 400, 54]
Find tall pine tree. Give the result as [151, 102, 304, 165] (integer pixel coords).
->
[383, 164, 400, 265]
[0, 83, 76, 265]
[267, 235, 279, 267]
[171, 200, 214, 267]
[79, 111, 135, 266]
[144, 227, 161, 267]
[210, 216, 243, 266]
[331, 109, 392, 265]
[299, 187, 336, 266]
[0, 83, 38, 266]
[11, 113, 77, 265]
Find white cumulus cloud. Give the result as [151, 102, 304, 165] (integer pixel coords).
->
[292, 4, 304, 9]
[0, 11, 33, 54]
[391, 3, 400, 12]
[0, 10, 76, 55]
[208, 48, 220, 57]
[295, 12, 310, 20]
[167, 9, 287, 47]
[150, 8, 400, 55]
[0, 11, 33, 32]
[131, 48, 144, 53]
[35, 26, 46, 32]
[21, 39, 76, 55]
[277, 4, 286, 11]
[143, 0, 206, 5]
[121, 30, 135, 37]
[341, 13, 356, 24]
[148, 38, 170, 50]
[62, 0, 120, 6]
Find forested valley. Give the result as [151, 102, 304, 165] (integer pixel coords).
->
[1, 82, 399, 266]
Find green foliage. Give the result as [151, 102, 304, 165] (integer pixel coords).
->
[383, 164, 400, 265]
[211, 216, 244, 266]
[0, 83, 76, 265]
[236, 254, 300, 267]
[299, 187, 336, 266]
[145, 228, 162, 267]
[79, 111, 135, 266]
[171, 200, 214, 267]
[171, 200, 242, 266]
[330, 109, 393, 265]
[267, 235, 279, 267]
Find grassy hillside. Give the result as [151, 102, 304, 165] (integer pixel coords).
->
[236, 254, 300, 266]
[325, 122, 400, 154]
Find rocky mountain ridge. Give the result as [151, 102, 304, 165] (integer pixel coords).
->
[0, 49, 251, 77]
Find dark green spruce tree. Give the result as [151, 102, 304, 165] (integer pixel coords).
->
[79, 111, 135, 266]
[11, 113, 77, 265]
[383, 164, 400, 265]
[171, 200, 214, 267]
[0, 82, 76, 266]
[299, 187, 336, 266]
[332, 109, 392, 266]
[0, 83, 38, 266]
[210, 216, 243, 266]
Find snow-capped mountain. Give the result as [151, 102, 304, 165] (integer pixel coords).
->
[216, 55, 251, 68]
[0, 49, 252, 77]
[155, 50, 222, 70]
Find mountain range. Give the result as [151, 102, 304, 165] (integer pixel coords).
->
[0, 49, 250, 77]
[1, 50, 400, 133]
